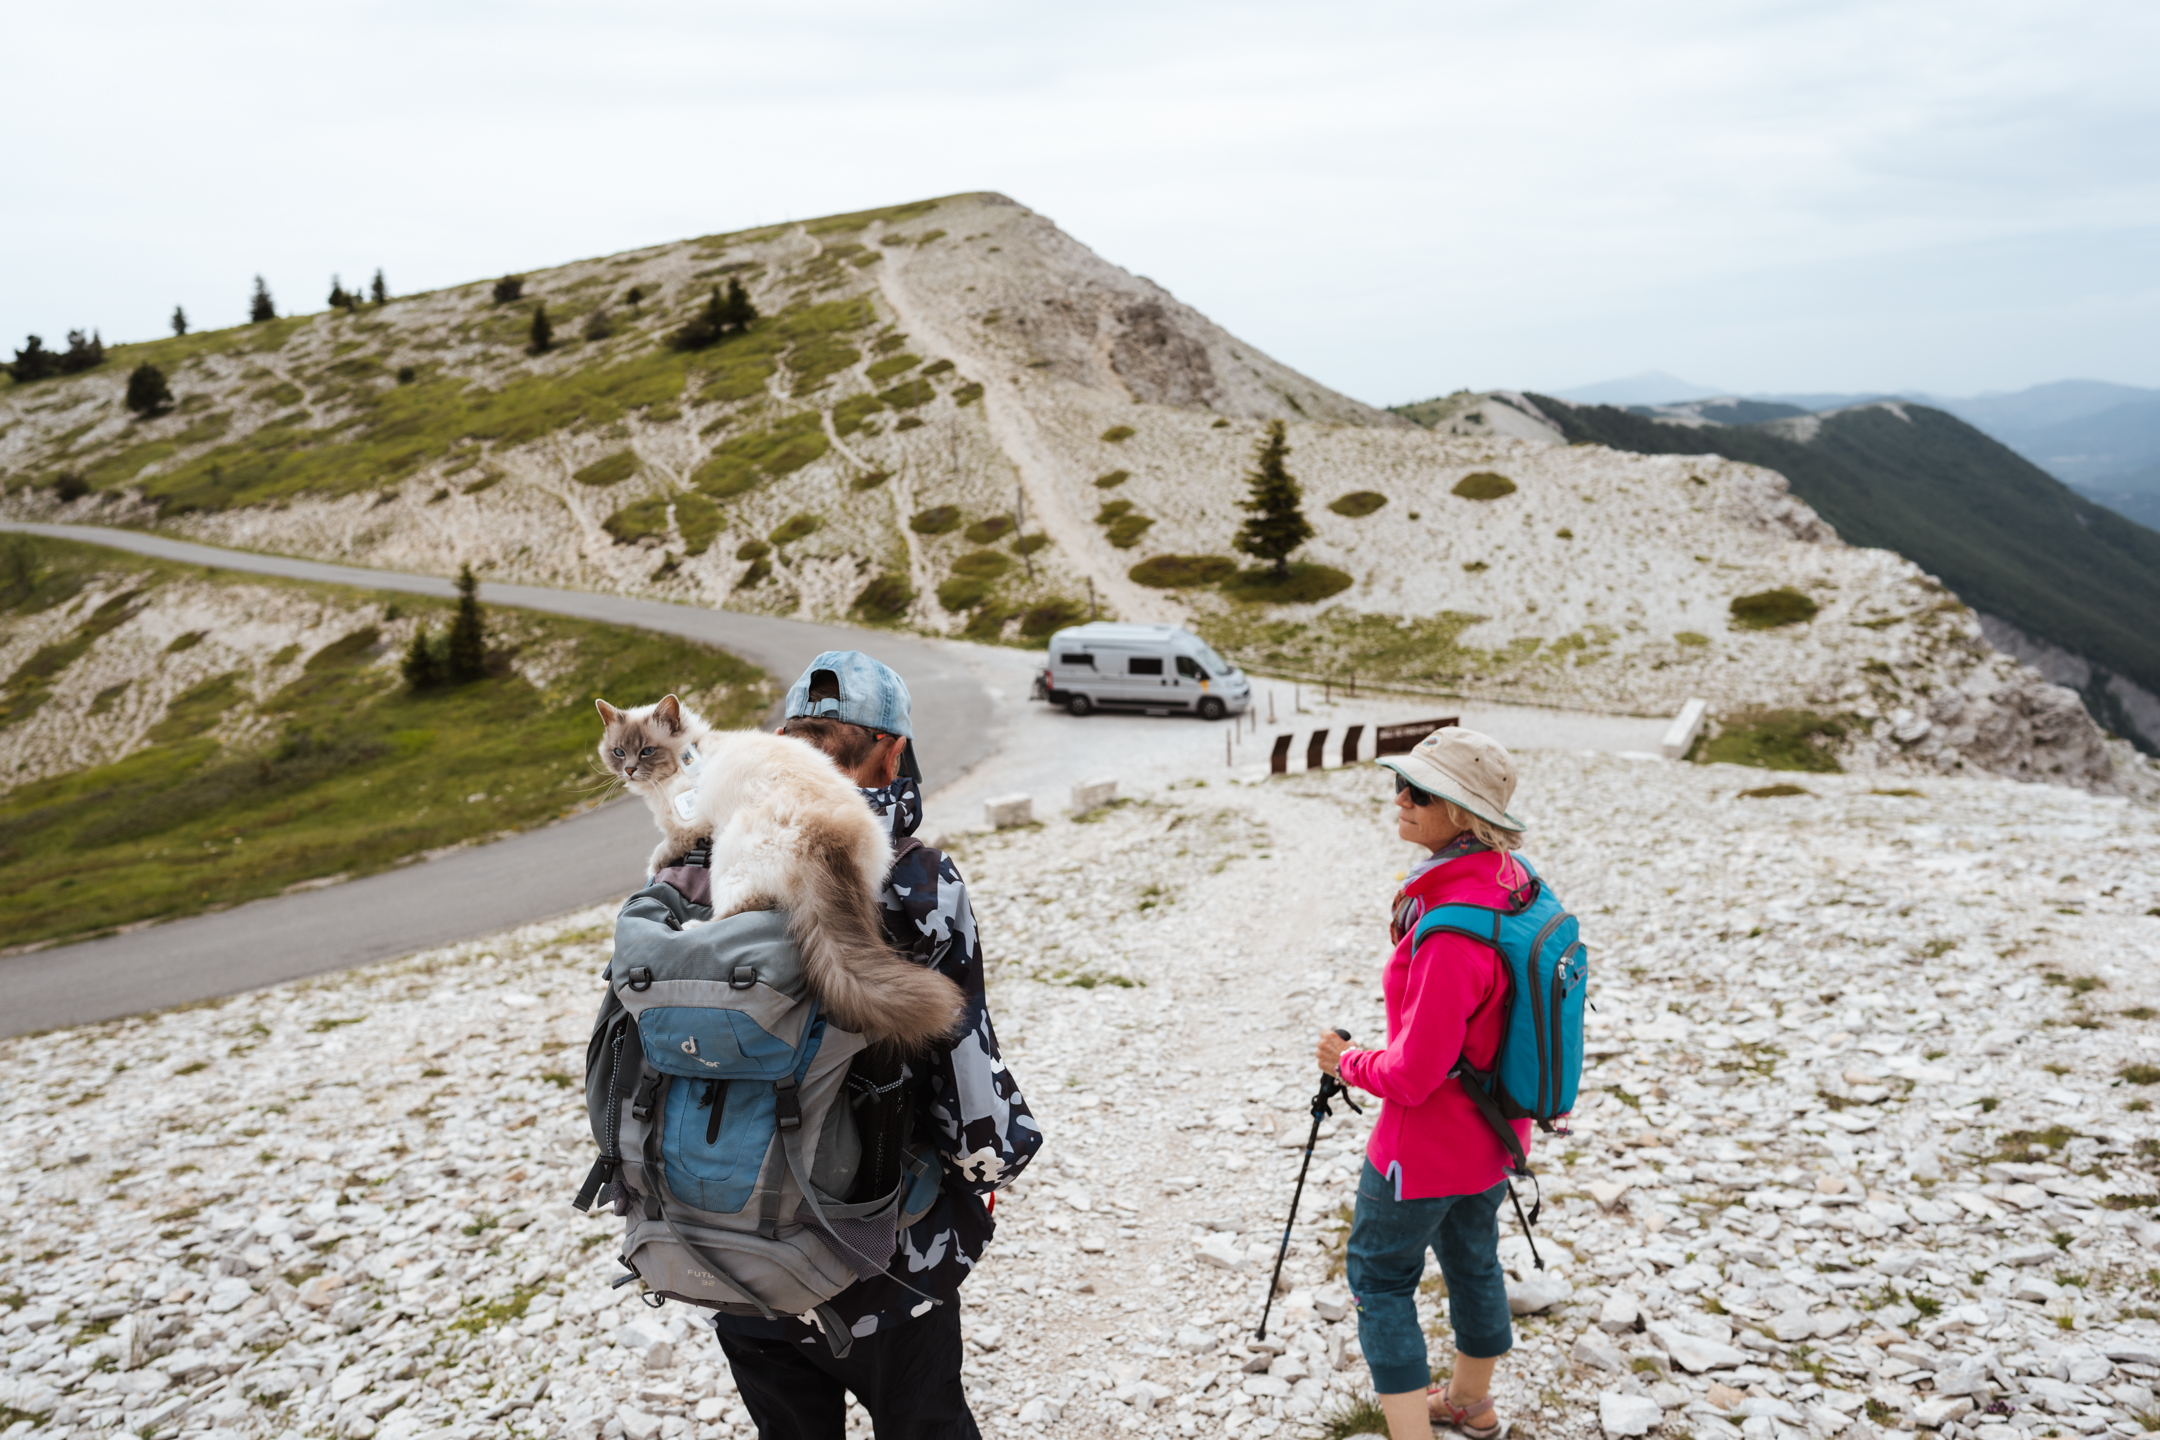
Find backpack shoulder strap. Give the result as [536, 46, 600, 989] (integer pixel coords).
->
[1412, 901, 1505, 952]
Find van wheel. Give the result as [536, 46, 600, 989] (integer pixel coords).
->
[1065, 694, 1093, 717]
[1197, 696, 1227, 721]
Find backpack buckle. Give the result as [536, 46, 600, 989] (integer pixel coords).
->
[773, 1076, 802, 1133]
[631, 1074, 662, 1122]
[729, 964, 756, 990]
[626, 966, 653, 992]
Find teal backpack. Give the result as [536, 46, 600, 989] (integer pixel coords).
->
[1410, 855, 1589, 1179]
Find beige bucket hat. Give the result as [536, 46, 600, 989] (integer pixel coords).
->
[1376, 726, 1526, 833]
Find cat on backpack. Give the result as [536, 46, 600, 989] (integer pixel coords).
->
[594, 695, 963, 1048]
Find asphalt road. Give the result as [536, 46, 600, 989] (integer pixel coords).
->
[0, 523, 999, 1036]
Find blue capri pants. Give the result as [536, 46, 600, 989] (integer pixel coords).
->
[1344, 1161, 1514, 1396]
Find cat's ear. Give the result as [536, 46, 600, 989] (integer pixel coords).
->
[654, 695, 683, 733]
[596, 699, 624, 726]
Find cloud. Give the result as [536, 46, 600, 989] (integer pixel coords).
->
[3, 0, 2154, 397]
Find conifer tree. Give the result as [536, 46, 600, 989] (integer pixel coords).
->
[125, 363, 174, 415]
[528, 303, 553, 354]
[493, 275, 524, 304]
[328, 276, 350, 310]
[444, 564, 488, 683]
[58, 330, 105, 374]
[721, 276, 757, 331]
[371, 269, 389, 305]
[7, 336, 56, 383]
[401, 623, 443, 690]
[250, 276, 276, 323]
[625, 285, 644, 312]
[1232, 420, 1313, 577]
[171, 305, 188, 337]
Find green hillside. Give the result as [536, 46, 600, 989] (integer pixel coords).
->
[1523, 396, 2160, 745]
[0, 535, 769, 947]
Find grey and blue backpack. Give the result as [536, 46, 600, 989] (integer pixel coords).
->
[573, 869, 942, 1356]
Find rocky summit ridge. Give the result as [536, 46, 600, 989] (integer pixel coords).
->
[0, 193, 2148, 797]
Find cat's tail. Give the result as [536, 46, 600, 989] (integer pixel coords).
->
[790, 845, 965, 1048]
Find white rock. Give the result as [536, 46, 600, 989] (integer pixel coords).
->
[1574, 1331, 1632, 1373]
[298, 1274, 346, 1308]
[1601, 1390, 1665, 1436]
[1647, 1321, 1748, 1373]
[332, 1369, 372, 1402]
[1175, 1324, 1219, 1355]
[984, 795, 1034, 828]
[1313, 1286, 1351, 1322]
[615, 1405, 664, 1440]
[1508, 1271, 1573, 1315]
[1589, 1180, 1632, 1211]
[204, 1277, 255, 1313]
[1196, 1234, 1246, 1270]
[1770, 1309, 1816, 1342]
[1601, 1291, 1642, 1334]
[1017, 1398, 1062, 1424]
[1912, 1396, 1974, 1429]
[1934, 1356, 1990, 1396]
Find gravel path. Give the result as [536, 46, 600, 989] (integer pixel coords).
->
[7, 756, 2160, 1440]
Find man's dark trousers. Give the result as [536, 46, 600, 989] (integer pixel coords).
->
[714, 1301, 980, 1440]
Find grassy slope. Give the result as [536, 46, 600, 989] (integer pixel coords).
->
[1524, 397, 2160, 705]
[0, 538, 768, 948]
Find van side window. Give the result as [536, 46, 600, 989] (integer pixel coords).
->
[1175, 656, 1205, 680]
[1128, 656, 1163, 676]
[1058, 653, 1095, 668]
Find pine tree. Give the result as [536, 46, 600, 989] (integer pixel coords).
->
[1232, 420, 1313, 577]
[492, 275, 524, 304]
[528, 303, 553, 354]
[58, 330, 106, 374]
[328, 276, 351, 310]
[625, 285, 644, 312]
[401, 623, 443, 690]
[371, 269, 389, 305]
[6, 336, 56, 383]
[250, 276, 276, 323]
[669, 288, 728, 351]
[721, 276, 757, 331]
[445, 564, 488, 683]
[171, 305, 188, 337]
[125, 363, 174, 415]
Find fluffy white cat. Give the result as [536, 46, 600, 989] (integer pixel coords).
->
[595, 695, 962, 1047]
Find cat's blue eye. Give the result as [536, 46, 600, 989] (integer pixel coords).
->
[641, 747, 655, 757]
[612, 747, 624, 757]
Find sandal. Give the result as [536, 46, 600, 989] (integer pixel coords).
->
[1428, 1382, 1505, 1440]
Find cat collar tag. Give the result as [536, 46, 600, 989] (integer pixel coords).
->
[680, 744, 701, 774]
[670, 788, 698, 823]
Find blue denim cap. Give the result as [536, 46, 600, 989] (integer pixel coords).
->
[782, 650, 913, 738]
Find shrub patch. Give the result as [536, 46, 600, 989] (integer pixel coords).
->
[1452, 472, 1517, 500]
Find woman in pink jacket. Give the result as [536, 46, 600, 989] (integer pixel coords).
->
[1317, 727, 1532, 1440]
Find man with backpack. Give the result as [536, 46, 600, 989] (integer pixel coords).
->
[710, 651, 1041, 1438]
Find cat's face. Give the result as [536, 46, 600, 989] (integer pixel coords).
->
[595, 695, 689, 791]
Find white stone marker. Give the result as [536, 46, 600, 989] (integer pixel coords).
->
[1661, 698, 1708, 760]
[984, 794, 1034, 828]
[1070, 778, 1117, 812]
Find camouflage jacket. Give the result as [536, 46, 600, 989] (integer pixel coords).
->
[711, 776, 1042, 1344]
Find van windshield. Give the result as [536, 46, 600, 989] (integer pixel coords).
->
[1192, 642, 1234, 677]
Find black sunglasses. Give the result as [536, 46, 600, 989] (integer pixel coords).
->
[1394, 773, 1438, 807]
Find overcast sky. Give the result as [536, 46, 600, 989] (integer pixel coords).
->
[6, 0, 2154, 405]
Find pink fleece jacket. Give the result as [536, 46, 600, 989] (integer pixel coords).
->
[1336, 848, 1533, 1200]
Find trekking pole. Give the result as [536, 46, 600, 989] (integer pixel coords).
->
[1257, 1029, 1363, 1342]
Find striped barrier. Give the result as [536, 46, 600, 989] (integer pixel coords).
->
[1268, 717, 1458, 774]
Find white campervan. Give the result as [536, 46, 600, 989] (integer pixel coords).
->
[1033, 622, 1253, 720]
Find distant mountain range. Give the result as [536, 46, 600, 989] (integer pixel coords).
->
[1548, 375, 2160, 532]
[1518, 393, 2160, 753]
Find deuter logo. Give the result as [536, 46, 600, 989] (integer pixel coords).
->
[680, 1038, 698, 1055]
